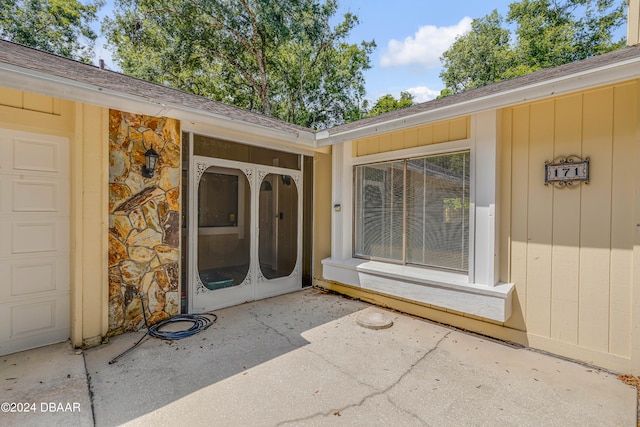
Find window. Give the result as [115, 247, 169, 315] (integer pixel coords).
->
[198, 172, 239, 228]
[354, 151, 470, 273]
[197, 167, 246, 238]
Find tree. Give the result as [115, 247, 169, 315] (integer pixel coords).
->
[365, 91, 415, 118]
[439, 0, 626, 95]
[103, 0, 375, 129]
[440, 11, 515, 94]
[0, 0, 104, 63]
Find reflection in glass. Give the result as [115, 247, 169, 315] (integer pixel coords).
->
[197, 167, 250, 289]
[259, 174, 298, 279]
[354, 161, 404, 261]
[406, 152, 470, 272]
[199, 173, 238, 227]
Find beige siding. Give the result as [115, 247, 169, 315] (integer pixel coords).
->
[610, 85, 635, 357]
[353, 116, 470, 157]
[503, 80, 638, 358]
[0, 89, 109, 348]
[507, 105, 530, 331]
[1, 87, 23, 108]
[550, 94, 582, 344]
[1, 87, 60, 115]
[313, 148, 332, 279]
[77, 104, 109, 343]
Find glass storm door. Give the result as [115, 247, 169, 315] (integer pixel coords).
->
[189, 156, 302, 313]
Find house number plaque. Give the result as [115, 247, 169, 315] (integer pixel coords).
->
[544, 155, 589, 189]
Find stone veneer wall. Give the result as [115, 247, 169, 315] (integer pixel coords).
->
[108, 110, 181, 335]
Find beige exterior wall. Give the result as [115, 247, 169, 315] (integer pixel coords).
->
[352, 116, 469, 157]
[0, 88, 109, 348]
[318, 84, 640, 373]
[500, 79, 640, 373]
[6, 79, 637, 372]
[313, 147, 332, 280]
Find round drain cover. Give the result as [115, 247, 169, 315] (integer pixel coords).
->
[356, 311, 393, 330]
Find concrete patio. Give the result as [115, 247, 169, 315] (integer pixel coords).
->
[2, 288, 637, 426]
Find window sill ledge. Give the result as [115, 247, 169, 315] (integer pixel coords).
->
[321, 258, 514, 322]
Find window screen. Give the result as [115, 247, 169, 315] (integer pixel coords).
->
[354, 151, 470, 273]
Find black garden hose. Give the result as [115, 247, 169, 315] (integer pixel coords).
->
[108, 295, 217, 364]
[145, 312, 216, 341]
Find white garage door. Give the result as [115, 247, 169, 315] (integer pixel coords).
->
[0, 129, 70, 356]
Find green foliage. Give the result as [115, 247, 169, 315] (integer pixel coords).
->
[103, 0, 375, 129]
[439, 0, 626, 95]
[0, 0, 104, 63]
[365, 91, 415, 118]
[440, 11, 515, 94]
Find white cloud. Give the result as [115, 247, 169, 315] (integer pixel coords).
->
[406, 86, 441, 103]
[380, 17, 473, 69]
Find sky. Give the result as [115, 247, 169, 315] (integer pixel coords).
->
[332, 0, 516, 102]
[93, 1, 516, 103]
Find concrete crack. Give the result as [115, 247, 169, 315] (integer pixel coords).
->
[248, 309, 298, 348]
[302, 345, 382, 391]
[82, 352, 97, 427]
[382, 393, 431, 426]
[277, 331, 451, 426]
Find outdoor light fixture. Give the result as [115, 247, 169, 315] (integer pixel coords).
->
[281, 175, 291, 185]
[142, 147, 159, 178]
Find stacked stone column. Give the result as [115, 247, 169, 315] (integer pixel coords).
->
[108, 111, 181, 334]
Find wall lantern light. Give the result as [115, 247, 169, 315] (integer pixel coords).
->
[281, 175, 291, 186]
[142, 147, 159, 178]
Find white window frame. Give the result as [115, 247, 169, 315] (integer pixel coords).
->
[352, 147, 473, 274]
[323, 111, 514, 322]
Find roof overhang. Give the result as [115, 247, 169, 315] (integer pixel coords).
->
[0, 61, 317, 147]
[2, 50, 640, 150]
[316, 54, 640, 146]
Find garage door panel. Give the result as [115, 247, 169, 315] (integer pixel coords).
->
[10, 258, 69, 296]
[12, 222, 59, 253]
[11, 260, 57, 296]
[0, 294, 70, 338]
[0, 257, 69, 297]
[12, 180, 58, 212]
[0, 129, 69, 356]
[0, 135, 9, 171]
[1, 222, 56, 257]
[11, 300, 57, 336]
[13, 138, 60, 173]
[0, 294, 70, 355]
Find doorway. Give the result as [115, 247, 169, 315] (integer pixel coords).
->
[188, 154, 302, 313]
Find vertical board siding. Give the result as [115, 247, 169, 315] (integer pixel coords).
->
[551, 94, 582, 344]
[379, 133, 392, 153]
[499, 109, 512, 285]
[433, 122, 450, 143]
[418, 125, 434, 146]
[609, 83, 636, 356]
[449, 117, 469, 141]
[22, 92, 55, 114]
[0, 87, 23, 108]
[506, 81, 636, 357]
[404, 128, 418, 149]
[353, 117, 470, 156]
[579, 88, 613, 352]
[0, 88, 58, 115]
[507, 105, 530, 330]
[525, 101, 555, 336]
